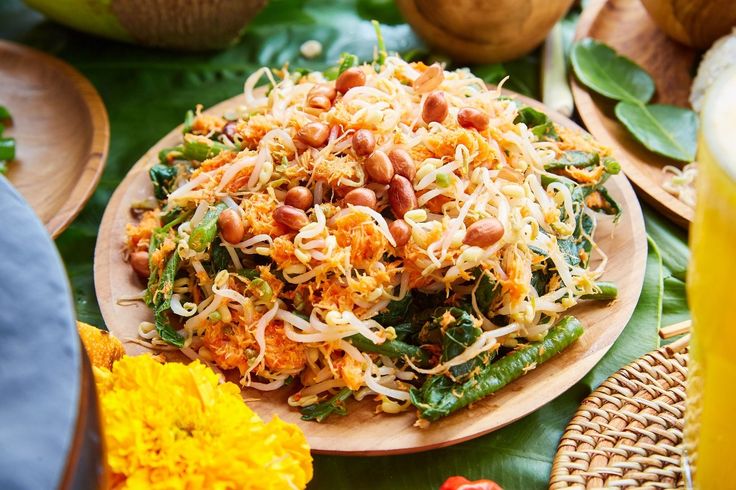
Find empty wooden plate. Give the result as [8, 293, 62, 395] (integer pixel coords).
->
[572, 0, 698, 227]
[0, 41, 109, 237]
[94, 90, 646, 455]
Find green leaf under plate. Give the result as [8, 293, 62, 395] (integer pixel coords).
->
[571, 38, 654, 104]
[615, 101, 698, 162]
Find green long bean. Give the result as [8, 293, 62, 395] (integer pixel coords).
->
[189, 203, 227, 252]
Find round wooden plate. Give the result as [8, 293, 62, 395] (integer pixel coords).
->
[94, 90, 646, 455]
[0, 41, 109, 237]
[572, 0, 697, 228]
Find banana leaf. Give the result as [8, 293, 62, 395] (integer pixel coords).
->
[0, 0, 689, 488]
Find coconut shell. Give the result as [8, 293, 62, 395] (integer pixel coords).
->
[396, 0, 575, 63]
[640, 0, 736, 49]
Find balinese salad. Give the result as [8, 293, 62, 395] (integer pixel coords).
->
[124, 45, 622, 424]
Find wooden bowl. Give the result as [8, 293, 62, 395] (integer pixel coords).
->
[23, 0, 268, 51]
[0, 41, 108, 237]
[396, 0, 575, 63]
[94, 90, 646, 455]
[640, 0, 736, 49]
[572, 0, 697, 227]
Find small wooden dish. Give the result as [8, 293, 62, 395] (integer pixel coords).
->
[572, 0, 698, 228]
[0, 41, 109, 237]
[94, 90, 647, 455]
[550, 347, 688, 489]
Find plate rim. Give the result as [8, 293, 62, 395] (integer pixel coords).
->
[570, 0, 694, 228]
[94, 89, 647, 455]
[0, 40, 109, 237]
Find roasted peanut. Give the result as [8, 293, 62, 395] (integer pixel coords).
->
[273, 205, 310, 231]
[364, 150, 395, 184]
[284, 186, 314, 210]
[296, 122, 330, 147]
[308, 83, 337, 101]
[412, 63, 444, 94]
[464, 217, 505, 248]
[389, 219, 411, 247]
[388, 175, 417, 219]
[130, 251, 150, 278]
[457, 107, 490, 131]
[217, 208, 245, 244]
[307, 95, 331, 111]
[352, 129, 376, 157]
[422, 91, 449, 124]
[222, 121, 238, 141]
[335, 67, 366, 94]
[388, 148, 416, 181]
[343, 188, 377, 209]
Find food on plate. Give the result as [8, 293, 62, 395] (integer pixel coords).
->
[123, 51, 621, 423]
[0, 105, 15, 175]
[440, 476, 503, 490]
[94, 355, 312, 489]
[76, 321, 124, 369]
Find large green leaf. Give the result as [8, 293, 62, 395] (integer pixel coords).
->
[571, 38, 655, 104]
[0, 1, 690, 488]
[615, 101, 698, 162]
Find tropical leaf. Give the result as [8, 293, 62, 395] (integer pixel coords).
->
[0, 1, 690, 488]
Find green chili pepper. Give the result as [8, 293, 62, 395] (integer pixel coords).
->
[183, 110, 195, 134]
[581, 282, 618, 301]
[410, 316, 583, 421]
[189, 203, 227, 252]
[0, 138, 15, 161]
[372, 20, 387, 67]
[338, 53, 359, 75]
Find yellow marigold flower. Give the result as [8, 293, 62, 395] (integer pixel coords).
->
[95, 356, 312, 490]
[77, 321, 124, 370]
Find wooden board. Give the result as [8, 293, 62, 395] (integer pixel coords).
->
[0, 41, 109, 237]
[572, 0, 697, 228]
[94, 90, 647, 455]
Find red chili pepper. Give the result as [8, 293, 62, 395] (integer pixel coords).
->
[439, 476, 503, 490]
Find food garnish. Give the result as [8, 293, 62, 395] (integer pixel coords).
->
[124, 48, 621, 423]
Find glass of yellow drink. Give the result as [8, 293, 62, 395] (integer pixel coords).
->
[684, 65, 736, 488]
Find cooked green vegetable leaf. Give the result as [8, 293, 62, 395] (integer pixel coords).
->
[474, 272, 500, 316]
[301, 388, 353, 422]
[514, 106, 558, 140]
[149, 164, 178, 200]
[614, 101, 697, 162]
[571, 38, 654, 103]
[373, 293, 412, 326]
[348, 334, 430, 366]
[441, 308, 489, 381]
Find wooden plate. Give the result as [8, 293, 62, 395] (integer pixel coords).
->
[0, 41, 109, 237]
[572, 0, 697, 228]
[94, 91, 646, 455]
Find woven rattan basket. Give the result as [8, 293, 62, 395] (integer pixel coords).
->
[549, 347, 688, 489]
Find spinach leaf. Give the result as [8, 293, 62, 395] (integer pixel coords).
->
[149, 164, 178, 200]
[571, 38, 654, 103]
[441, 308, 485, 381]
[239, 268, 260, 280]
[614, 102, 697, 162]
[558, 237, 581, 266]
[373, 293, 412, 326]
[474, 272, 500, 316]
[210, 238, 231, 273]
[514, 106, 558, 140]
[300, 388, 352, 422]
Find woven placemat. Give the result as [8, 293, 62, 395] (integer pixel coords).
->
[549, 347, 688, 489]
